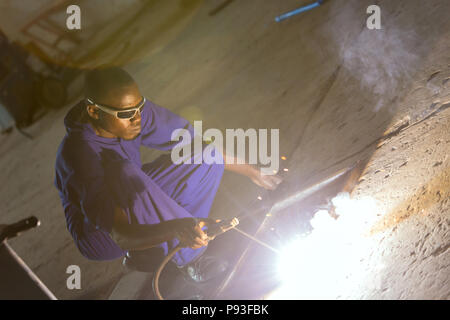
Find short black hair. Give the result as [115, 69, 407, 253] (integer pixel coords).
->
[84, 67, 136, 103]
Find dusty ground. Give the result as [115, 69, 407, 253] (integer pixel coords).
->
[0, 0, 448, 299]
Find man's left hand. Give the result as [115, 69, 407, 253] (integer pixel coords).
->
[249, 169, 283, 190]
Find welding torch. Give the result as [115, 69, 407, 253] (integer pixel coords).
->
[207, 217, 280, 254]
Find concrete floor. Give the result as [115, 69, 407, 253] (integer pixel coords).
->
[0, 0, 448, 299]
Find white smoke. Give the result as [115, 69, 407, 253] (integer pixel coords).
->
[323, 2, 428, 113]
[341, 27, 421, 112]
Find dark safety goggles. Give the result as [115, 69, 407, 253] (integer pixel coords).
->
[86, 97, 146, 120]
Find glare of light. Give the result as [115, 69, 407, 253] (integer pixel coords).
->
[268, 192, 381, 299]
[179, 105, 203, 123]
[281, 156, 287, 160]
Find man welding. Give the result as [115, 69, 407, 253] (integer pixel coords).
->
[54, 67, 281, 283]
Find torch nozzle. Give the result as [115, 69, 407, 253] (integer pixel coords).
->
[206, 217, 240, 240]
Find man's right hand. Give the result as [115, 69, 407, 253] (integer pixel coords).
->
[111, 207, 219, 251]
[173, 218, 216, 249]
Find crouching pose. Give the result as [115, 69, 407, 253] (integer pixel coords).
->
[54, 67, 281, 283]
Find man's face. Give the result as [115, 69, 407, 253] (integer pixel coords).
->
[87, 84, 143, 140]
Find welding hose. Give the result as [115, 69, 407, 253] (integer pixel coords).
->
[152, 244, 182, 300]
[152, 218, 240, 300]
[153, 217, 209, 300]
[152, 221, 275, 300]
